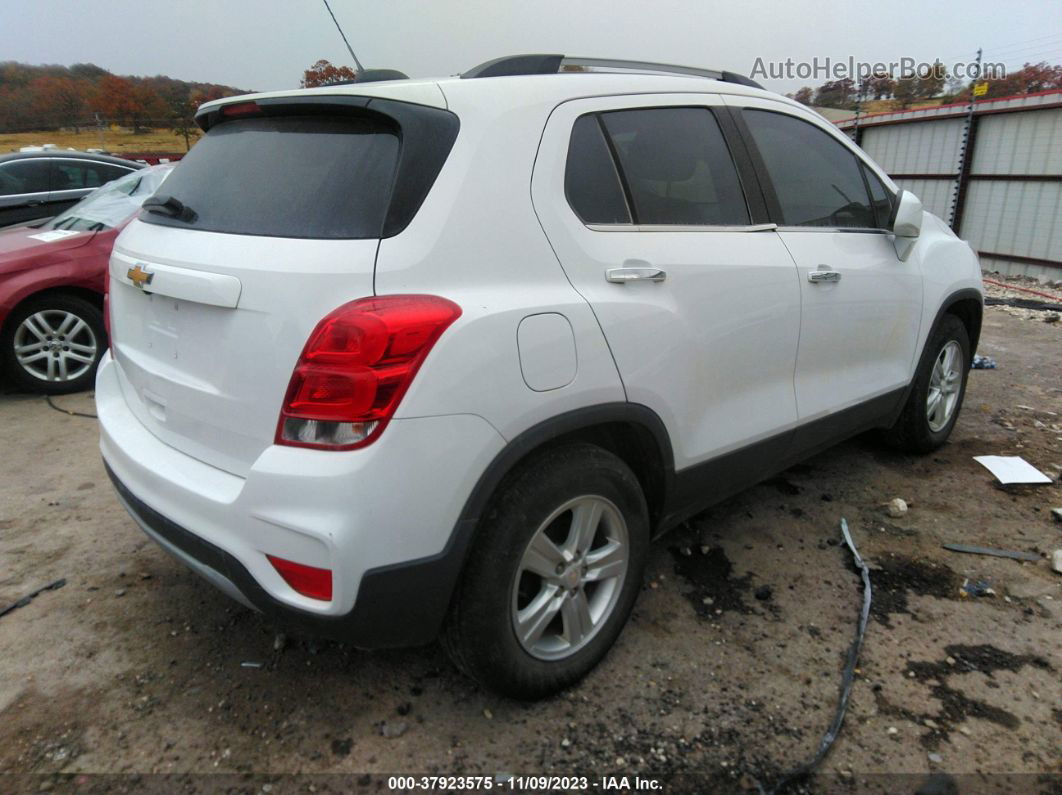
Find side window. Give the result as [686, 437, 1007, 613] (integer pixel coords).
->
[0, 160, 51, 196]
[92, 163, 133, 187]
[52, 162, 87, 190]
[600, 108, 750, 225]
[565, 115, 632, 224]
[743, 109, 875, 229]
[861, 163, 895, 229]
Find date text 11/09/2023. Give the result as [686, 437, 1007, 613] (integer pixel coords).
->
[387, 775, 664, 791]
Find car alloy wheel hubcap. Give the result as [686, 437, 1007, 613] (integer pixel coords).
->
[13, 310, 98, 383]
[927, 340, 962, 432]
[511, 495, 629, 661]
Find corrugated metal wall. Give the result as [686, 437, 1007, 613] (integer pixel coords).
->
[842, 96, 1062, 281]
[861, 118, 965, 173]
[960, 181, 1062, 264]
[860, 119, 966, 223]
[972, 108, 1062, 174]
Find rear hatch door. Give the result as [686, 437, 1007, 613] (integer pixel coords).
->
[109, 109, 400, 477]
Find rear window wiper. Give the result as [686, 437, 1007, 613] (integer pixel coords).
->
[143, 194, 197, 223]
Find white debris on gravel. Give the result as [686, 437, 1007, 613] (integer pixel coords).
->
[1052, 549, 1062, 575]
[887, 498, 908, 518]
[982, 276, 1062, 323]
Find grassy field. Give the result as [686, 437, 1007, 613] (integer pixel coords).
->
[0, 128, 201, 155]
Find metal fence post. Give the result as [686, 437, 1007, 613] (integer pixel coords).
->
[949, 48, 982, 233]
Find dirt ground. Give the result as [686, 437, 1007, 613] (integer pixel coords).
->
[0, 307, 1059, 794]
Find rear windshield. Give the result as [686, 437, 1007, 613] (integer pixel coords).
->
[141, 115, 399, 239]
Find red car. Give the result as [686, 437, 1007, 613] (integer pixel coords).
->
[0, 164, 172, 393]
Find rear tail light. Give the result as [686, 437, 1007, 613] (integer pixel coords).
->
[276, 295, 462, 450]
[266, 555, 332, 601]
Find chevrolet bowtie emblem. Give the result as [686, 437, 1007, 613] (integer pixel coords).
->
[127, 264, 154, 289]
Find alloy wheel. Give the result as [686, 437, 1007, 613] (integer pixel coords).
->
[927, 340, 963, 432]
[13, 310, 99, 384]
[511, 495, 629, 661]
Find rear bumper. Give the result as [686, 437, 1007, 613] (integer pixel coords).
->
[96, 352, 506, 648]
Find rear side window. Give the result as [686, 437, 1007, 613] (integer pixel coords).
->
[0, 159, 50, 196]
[743, 109, 875, 229]
[143, 115, 400, 239]
[565, 115, 631, 224]
[600, 108, 750, 226]
[52, 161, 129, 190]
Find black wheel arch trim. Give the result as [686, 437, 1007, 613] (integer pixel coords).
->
[882, 287, 983, 429]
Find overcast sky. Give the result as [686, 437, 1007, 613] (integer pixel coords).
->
[4, 0, 1061, 94]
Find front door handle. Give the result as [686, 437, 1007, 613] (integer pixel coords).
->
[605, 267, 667, 284]
[808, 269, 841, 284]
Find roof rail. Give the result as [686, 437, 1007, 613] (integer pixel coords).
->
[461, 54, 764, 90]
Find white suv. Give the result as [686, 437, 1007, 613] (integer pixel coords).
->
[97, 55, 983, 698]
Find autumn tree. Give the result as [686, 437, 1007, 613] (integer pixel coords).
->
[791, 87, 813, 105]
[89, 75, 139, 124]
[866, 72, 894, 100]
[970, 61, 1062, 100]
[814, 78, 857, 109]
[0, 61, 250, 135]
[916, 61, 947, 100]
[29, 76, 84, 130]
[301, 59, 357, 88]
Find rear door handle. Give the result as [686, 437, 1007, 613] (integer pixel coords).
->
[808, 269, 841, 284]
[605, 267, 667, 284]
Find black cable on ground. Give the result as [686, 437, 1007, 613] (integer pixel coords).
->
[45, 394, 97, 418]
[755, 517, 872, 794]
[0, 578, 66, 620]
[984, 296, 1062, 313]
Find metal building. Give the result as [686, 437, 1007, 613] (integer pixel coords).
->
[836, 89, 1062, 282]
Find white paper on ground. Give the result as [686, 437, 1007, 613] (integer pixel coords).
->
[973, 455, 1052, 484]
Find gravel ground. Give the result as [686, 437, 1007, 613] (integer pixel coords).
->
[0, 307, 1059, 794]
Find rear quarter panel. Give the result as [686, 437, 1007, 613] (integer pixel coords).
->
[373, 80, 627, 442]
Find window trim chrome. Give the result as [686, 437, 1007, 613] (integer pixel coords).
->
[585, 222, 778, 233]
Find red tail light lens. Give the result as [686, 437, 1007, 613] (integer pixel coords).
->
[276, 295, 462, 450]
[266, 555, 333, 601]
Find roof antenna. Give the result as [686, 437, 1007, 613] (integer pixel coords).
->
[321, 0, 365, 73]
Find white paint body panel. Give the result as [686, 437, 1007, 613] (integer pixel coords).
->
[97, 352, 505, 615]
[532, 93, 802, 469]
[98, 71, 983, 634]
[517, 313, 578, 391]
[108, 221, 379, 476]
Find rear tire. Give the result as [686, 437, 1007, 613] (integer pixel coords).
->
[882, 314, 970, 453]
[442, 443, 649, 699]
[1, 295, 106, 394]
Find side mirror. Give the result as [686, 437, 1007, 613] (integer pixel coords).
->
[891, 189, 923, 262]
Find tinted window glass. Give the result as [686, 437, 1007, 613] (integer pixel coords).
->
[600, 108, 749, 225]
[565, 115, 631, 224]
[743, 110, 875, 228]
[0, 160, 51, 196]
[53, 162, 88, 190]
[862, 163, 894, 229]
[143, 115, 400, 239]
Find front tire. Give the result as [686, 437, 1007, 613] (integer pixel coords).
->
[442, 443, 649, 699]
[882, 314, 970, 453]
[1, 295, 106, 394]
